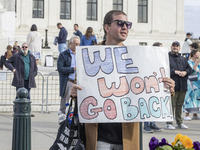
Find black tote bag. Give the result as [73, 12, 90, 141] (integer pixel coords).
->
[49, 98, 85, 150]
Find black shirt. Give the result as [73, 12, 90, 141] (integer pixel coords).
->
[97, 40, 122, 144]
[98, 123, 122, 144]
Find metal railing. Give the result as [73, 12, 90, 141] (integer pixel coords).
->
[0, 71, 15, 105]
[46, 72, 60, 113]
[0, 71, 60, 113]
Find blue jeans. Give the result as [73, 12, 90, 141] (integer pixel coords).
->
[16, 80, 31, 100]
[144, 122, 155, 127]
[182, 53, 190, 61]
[58, 43, 67, 53]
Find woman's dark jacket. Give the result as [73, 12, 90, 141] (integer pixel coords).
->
[168, 51, 192, 91]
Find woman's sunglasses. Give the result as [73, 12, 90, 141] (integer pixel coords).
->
[109, 20, 132, 29]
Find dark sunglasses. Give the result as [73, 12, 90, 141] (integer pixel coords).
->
[110, 20, 132, 29]
[22, 46, 28, 48]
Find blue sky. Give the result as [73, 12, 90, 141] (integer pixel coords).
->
[185, 0, 200, 38]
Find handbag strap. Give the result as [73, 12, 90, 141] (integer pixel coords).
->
[67, 97, 78, 127]
[66, 97, 79, 149]
[69, 97, 82, 139]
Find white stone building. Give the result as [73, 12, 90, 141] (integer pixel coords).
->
[0, 0, 15, 55]
[1, 0, 185, 61]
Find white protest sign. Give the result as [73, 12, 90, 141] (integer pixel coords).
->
[76, 45, 173, 123]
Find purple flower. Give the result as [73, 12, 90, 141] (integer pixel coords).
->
[159, 138, 172, 147]
[193, 141, 200, 150]
[149, 137, 159, 150]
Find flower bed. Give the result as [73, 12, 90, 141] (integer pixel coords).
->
[149, 134, 200, 150]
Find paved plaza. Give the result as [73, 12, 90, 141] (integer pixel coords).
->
[0, 112, 200, 150]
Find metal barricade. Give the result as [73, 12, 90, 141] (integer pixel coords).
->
[0, 71, 15, 107]
[0, 71, 45, 112]
[30, 72, 45, 112]
[46, 72, 60, 113]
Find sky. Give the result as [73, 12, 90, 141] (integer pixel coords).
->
[184, 0, 200, 38]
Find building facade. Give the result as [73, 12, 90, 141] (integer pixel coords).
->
[0, 0, 185, 56]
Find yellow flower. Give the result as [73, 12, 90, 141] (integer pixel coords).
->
[179, 135, 193, 149]
[175, 134, 183, 141]
[172, 133, 183, 144]
[171, 141, 176, 146]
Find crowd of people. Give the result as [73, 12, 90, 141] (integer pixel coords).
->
[143, 33, 200, 134]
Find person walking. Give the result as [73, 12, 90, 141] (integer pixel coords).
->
[184, 50, 200, 121]
[27, 24, 42, 65]
[181, 32, 193, 60]
[3, 42, 38, 100]
[57, 35, 80, 114]
[73, 23, 82, 39]
[80, 27, 97, 46]
[71, 10, 175, 150]
[166, 41, 192, 130]
[56, 23, 68, 53]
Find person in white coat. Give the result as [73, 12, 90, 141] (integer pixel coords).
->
[181, 32, 193, 60]
[27, 24, 42, 65]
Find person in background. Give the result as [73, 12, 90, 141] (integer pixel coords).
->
[3, 42, 38, 100]
[143, 42, 163, 133]
[184, 50, 200, 121]
[73, 24, 82, 39]
[57, 35, 80, 114]
[181, 32, 193, 60]
[4, 45, 13, 59]
[166, 41, 192, 130]
[190, 42, 199, 51]
[0, 45, 16, 70]
[27, 24, 42, 65]
[80, 27, 97, 46]
[13, 41, 21, 54]
[57, 23, 68, 53]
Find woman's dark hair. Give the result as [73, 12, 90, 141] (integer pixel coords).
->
[30, 24, 37, 31]
[190, 49, 199, 57]
[85, 27, 93, 39]
[190, 43, 199, 49]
